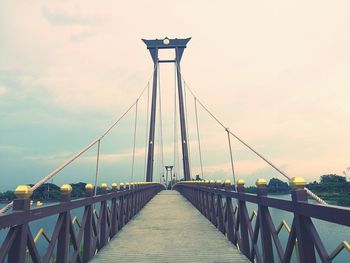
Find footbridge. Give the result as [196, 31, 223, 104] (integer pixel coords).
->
[0, 37, 349, 262]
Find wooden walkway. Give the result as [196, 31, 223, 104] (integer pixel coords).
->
[91, 190, 249, 263]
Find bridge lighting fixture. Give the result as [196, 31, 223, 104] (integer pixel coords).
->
[163, 38, 170, 45]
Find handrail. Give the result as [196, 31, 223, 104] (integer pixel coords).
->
[180, 72, 327, 205]
[174, 180, 350, 263]
[0, 68, 155, 216]
[0, 182, 164, 263]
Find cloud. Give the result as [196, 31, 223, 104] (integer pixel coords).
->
[42, 7, 100, 26]
[0, 85, 8, 95]
[0, 145, 24, 154]
[70, 29, 97, 43]
[1, 0, 350, 190]
[22, 151, 75, 163]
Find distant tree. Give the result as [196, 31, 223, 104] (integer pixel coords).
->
[71, 182, 87, 198]
[0, 191, 15, 201]
[245, 186, 257, 194]
[267, 178, 290, 194]
[320, 174, 346, 184]
[25, 182, 88, 200]
[308, 174, 350, 194]
[30, 183, 60, 200]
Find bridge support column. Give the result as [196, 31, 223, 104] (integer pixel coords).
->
[143, 37, 192, 181]
[256, 179, 274, 263]
[83, 184, 94, 263]
[175, 50, 191, 181]
[118, 183, 125, 230]
[216, 181, 225, 234]
[237, 180, 250, 258]
[145, 51, 158, 182]
[111, 183, 119, 237]
[224, 181, 237, 245]
[8, 187, 32, 263]
[57, 184, 72, 263]
[291, 178, 316, 263]
[99, 184, 108, 248]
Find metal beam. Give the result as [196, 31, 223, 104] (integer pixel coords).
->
[143, 37, 191, 182]
[175, 48, 191, 181]
[145, 50, 158, 182]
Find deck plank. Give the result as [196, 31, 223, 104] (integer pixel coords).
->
[90, 190, 249, 263]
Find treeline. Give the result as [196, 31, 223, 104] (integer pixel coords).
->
[1, 175, 349, 207]
[28, 182, 88, 201]
[307, 174, 350, 206]
[245, 178, 290, 194]
[0, 182, 100, 202]
[244, 174, 350, 207]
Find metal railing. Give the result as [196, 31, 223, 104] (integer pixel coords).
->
[173, 179, 350, 263]
[0, 182, 164, 263]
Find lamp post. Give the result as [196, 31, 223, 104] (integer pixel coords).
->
[165, 166, 174, 189]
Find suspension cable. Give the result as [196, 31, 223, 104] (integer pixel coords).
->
[0, 101, 136, 214]
[173, 63, 178, 180]
[143, 83, 150, 180]
[183, 77, 193, 176]
[180, 76, 327, 205]
[194, 97, 204, 179]
[226, 128, 236, 189]
[0, 68, 156, 215]
[93, 139, 101, 196]
[131, 98, 139, 182]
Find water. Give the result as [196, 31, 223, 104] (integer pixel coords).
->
[1, 197, 349, 262]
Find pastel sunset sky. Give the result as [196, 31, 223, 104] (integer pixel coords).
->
[1, 1, 349, 191]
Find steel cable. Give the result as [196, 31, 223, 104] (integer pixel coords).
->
[194, 97, 204, 179]
[0, 68, 156, 215]
[143, 83, 150, 181]
[180, 77, 327, 205]
[93, 140, 101, 196]
[131, 99, 139, 182]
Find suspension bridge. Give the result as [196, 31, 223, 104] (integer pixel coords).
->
[0, 37, 349, 263]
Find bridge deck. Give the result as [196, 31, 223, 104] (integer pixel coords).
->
[91, 190, 249, 263]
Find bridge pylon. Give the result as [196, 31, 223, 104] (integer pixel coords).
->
[142, 37, 191, 182]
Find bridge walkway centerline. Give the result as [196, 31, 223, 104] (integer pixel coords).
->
[90, 190, 249, 263]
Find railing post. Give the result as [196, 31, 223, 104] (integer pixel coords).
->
[119, 183, 125, 230]
[224, 179, 237, 245]
[216, 180, 225, 234]
[290, 177, 316, 263]
[209, 181, 217, 226]
[83, 183, 94, 262]
[256, 178, 274, 263]
[8, 185, 32, 263]
[135, 183, 141, 213]
[99, 183, 108, 248]
[111, 183, 118, 237]
[202, 180, 209, 218]
[57, 184, 72, 263]
[194, 182, 199, 209]
[131, 183, 136, 217]
[125, 183, 131, 223]
[237, 179, 250, 258]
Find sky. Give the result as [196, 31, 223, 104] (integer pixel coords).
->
[1, 1, 350, 191]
